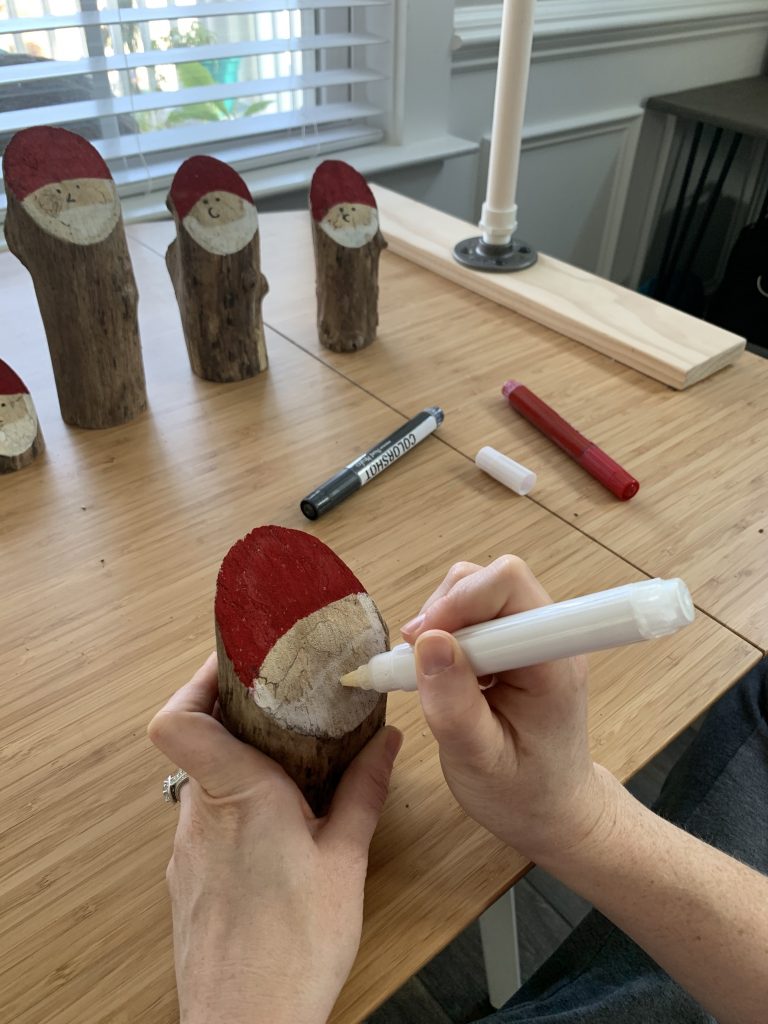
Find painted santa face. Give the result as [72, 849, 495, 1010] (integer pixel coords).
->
[250, 591, 384, 738]
[183, 190, 259, 255]
[319, 202, 379, 248]
[22, 178, 119, 245]
[0, 393, 39, 458]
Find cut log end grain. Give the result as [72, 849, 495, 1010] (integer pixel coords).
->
[215, 525, 388, 814]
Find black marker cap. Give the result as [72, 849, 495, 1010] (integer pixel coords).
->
[300, 468, 360, 520]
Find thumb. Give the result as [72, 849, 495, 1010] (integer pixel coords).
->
[322, 725, 403, 854]
[148, 654, 291, 799]
[415, 631, 501, 768]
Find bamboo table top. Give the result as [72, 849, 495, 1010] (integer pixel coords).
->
[214, 209, 768, 653]
[1, 212, 761, 1024]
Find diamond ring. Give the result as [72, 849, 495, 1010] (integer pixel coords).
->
[163, 768, 190, 804]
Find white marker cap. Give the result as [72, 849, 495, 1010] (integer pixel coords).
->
[476, 446, 536, 496]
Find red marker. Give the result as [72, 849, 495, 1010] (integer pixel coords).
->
[502, 380, 639, 501]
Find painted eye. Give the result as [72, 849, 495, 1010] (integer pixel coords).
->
[215, 196, 220, 202]
[76, 184, 80, 189]
[56, 188, 62, 194]
[203, 198, 209, 205]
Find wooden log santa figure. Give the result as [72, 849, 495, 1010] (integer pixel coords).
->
[2, 126, 147, 429]
[166, 156, 269, 383]
[309, 159, 387, 353]
[215, 525, 388, 815]
[0, 359, 44, 473]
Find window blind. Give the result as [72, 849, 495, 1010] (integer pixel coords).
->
[0, 0, 392, 210]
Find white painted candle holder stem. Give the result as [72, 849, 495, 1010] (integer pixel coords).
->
[454, 0, 538, 273]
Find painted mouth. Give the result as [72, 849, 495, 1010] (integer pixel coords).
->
[208, 209, 220, 219]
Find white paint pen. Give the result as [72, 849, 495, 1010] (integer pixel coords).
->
[341, 578, 695, 692]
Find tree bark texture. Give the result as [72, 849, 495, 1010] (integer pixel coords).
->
[3, 191, 146, 429]
[312, 221, 387, 353]
[166, 227, 269, 383]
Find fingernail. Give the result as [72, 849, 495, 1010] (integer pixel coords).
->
[401, 613, 425, 634]
[416, 634, 455, 676]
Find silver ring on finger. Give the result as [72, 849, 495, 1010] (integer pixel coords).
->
[163, 768, 190, 804]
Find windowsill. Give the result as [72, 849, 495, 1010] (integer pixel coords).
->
[0, 134, 475, 249]
[0, 135, 476, 249]
[120, 134, 477, 223]
[0, 134, 476, 249]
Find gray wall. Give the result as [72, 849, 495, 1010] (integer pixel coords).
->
[448, 3, 768, 280]
[155, 3, 768, 290]
[259, 3, 768, 287]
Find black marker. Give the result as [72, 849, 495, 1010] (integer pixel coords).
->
[300, 406, 445, 520]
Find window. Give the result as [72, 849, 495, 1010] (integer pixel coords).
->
[0, 0, 394, 211]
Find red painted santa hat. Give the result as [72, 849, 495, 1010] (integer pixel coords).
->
[2, 127, 112, 202]
[215, 525, 367, 688]
[168, 155, 254, 221]
[0, 358, 29, 396]
[310, 160, 377, 222]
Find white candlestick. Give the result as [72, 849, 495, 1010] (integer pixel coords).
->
[480, 0, 536, 246]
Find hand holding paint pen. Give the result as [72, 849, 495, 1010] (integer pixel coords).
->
[341, 578, 694, 692]
[301, 407, 444, 519]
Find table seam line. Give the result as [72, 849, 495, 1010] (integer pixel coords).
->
[264, 325, 766, 658]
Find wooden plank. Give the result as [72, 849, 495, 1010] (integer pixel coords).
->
[0, 229, 760, 1024]
[369, 185, 745, 390]
[257, 208, 768, 651]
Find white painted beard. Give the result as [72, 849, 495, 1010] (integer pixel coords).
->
[183, 203, 259, 255]
[249, 593, 384, 738]
[319, 212, 379, 249]
[23, 198, 120, 245]
[0, 394, 38, 457]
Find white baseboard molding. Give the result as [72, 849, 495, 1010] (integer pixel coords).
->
[517, 108, 643, 150]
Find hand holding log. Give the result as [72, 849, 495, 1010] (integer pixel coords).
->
[215, 525, 388, 815]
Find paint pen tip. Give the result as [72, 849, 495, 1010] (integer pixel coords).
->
[340, 665, 372, 689]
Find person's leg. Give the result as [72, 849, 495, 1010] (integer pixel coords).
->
[472, 657, 768, 1023]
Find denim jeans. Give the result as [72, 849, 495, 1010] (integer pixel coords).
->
[475, 657, 768, 1023]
